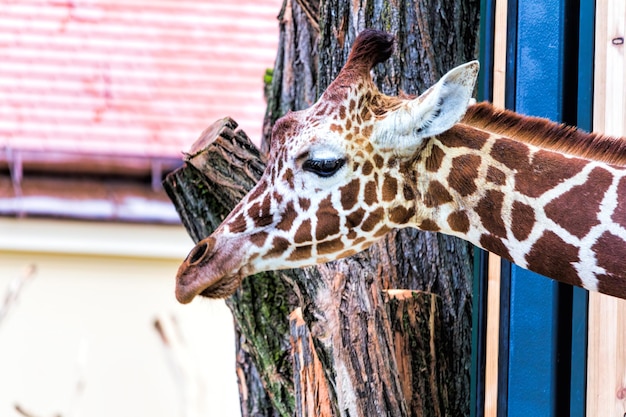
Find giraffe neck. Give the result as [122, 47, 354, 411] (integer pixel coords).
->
[409, 108, 626, 298]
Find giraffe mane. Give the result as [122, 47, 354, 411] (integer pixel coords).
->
[462, 102, 626, 166]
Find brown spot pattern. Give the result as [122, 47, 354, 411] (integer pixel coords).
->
[228, 212, 247, 233]
[373, 154, 384, 168]
[363, 181, 378, 205]
[374, 225, 392, 237]
[382, 175, 398, 202]
[447, 210, 470, 233]
[276, 201, 297, 231]
[315, 104, 329, 117]
[340, 179, 361, 210]
[544, 167, 612, 238]
[390, 205, 415, 224]
[330, 124, 343, 133]
[250, 197, 273, 228]
[276, 156, 284, 176]
[265, 236, 291, 259]
[318, 238, 345, 255]
[287, 245, 312, 261]
[247, 181, 268, 202]
[339, 105, 347, 120]
[526, 231, 581, 287]
[510, 201, 535, 241]
[361, 207, 384, 232]
[250, 231, 268, 247]
[346, 208, 366, 228]
[362, 125, 373, 138]
[419, 219, 440, 231]
[475, 190, 507, 237]
[361, 107, 372, 122]
[439, 124, 489, 149]
[337, 249, 358, 259]
[425, 145, 445, 172]
[294, 220, 312, 244]
[272, 191, 284, 205]
[592, 232, 626, 297]
[612, 177, 626, 228]
[283, 168, 295, 189]
[403, 183, 416, 201]
[479, 234, 512, 261]
[447, 154, 482, 196]
[362, 160, 374, 175]
[490, 138, 530, 171]
[515, 150, 588, 198]
[486, 166, 506, 185]
[316, 196, 341, 240]
[424, 181, 453, 207]
[299, 198, 311, 211]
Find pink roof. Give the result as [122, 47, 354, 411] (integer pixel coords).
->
[0, 0, 282, 157]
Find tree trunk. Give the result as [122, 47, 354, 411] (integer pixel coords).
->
[164, 0, 480, 416]
[165, 119, 297, 417]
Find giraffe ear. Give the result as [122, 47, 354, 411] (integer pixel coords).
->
[413, 61, 480, 137]
[372, 61, 479, 154]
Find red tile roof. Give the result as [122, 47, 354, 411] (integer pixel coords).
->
[0, 0, 281, 157]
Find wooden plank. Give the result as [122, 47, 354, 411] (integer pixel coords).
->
[483, 1, 508, 416]
[587, 295, 626, 415]
[492, 0, 508, 109]
[593, 0, 625, 136]
[588, 1, 626, 415]
[484, 253, 502, 417]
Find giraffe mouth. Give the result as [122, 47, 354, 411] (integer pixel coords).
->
[197, 271, 245, 299]
[175, 236, 249, 303]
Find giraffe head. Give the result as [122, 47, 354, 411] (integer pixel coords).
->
[176, 29, 478, 303]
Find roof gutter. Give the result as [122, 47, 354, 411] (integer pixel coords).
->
[0, 147, 185, 224]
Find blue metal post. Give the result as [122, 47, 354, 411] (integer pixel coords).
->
[506, 0, 568, 416]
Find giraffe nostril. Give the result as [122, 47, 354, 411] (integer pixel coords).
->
[188, 241, 209, 265]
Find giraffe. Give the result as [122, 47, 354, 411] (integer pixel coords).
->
[175, 29, 626, 304]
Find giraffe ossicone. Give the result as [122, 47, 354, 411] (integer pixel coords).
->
[176, 29, 626, 304]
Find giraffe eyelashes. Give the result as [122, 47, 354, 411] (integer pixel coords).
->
[302, 157, 346, 177]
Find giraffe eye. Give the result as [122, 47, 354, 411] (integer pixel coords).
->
[302, 158, 346, 178]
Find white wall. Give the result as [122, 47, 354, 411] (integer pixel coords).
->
[0, 218, 241, 417]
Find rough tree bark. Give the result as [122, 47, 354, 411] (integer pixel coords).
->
[164, 0, 480, 416]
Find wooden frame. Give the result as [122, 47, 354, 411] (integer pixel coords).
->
[587, 1, 626, 415]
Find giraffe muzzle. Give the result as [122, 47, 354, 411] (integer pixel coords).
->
[175, 236, 247, 303]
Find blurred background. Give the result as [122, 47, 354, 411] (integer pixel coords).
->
[0, 0, 282, 415]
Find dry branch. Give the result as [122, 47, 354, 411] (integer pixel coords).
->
[0, 264, 36, 328]
[154, 315, 205, 417]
